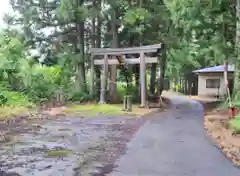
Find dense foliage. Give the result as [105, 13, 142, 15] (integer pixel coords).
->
[0, 0, 239, 107]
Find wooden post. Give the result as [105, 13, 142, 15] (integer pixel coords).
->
[140, 52, 146, 107]
[99, 54, 108, 104]
[55, 88, 64, 104]
[224, 60, 232, 106]
[89, 55, 94, 96]
[127, 95, 132, 112]
[123, 95, 127, 111]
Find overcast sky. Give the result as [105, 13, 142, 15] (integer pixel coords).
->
[0, 0, 12, 26]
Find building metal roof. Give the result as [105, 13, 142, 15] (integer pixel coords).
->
[193, 65, 235, 73]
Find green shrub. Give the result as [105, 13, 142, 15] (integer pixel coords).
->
[23, 65, 64, 103]
[0, 94, 7, 106]
[116, 82, 126, 101]
[0, 84, 32, 107]
[67, 90, 94, 102]
[116, 82, 139, 102]
[3, 90, 32, 107]
[229, 116, 240, 134]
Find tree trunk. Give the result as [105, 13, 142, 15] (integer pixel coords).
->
[224, 60, 231, 100]
[109, 8, 119, 103]
[150, 63, 157, 94]
[75, 0, 86, 93]
[90, 3, 96, 96]
[78, 22, 86, 91]
[95, 0, 102, 98]
[138, 0, 143, 45]
[129, 34, 140, 99]
[157, 43, 166, 96]
[234, 0, 240, 99]
[184, 74, 189, 95]
[137, 0, 143, 98]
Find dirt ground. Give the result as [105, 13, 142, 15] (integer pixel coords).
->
[0, 98, 170, 176]
[203, 101, 240, 166]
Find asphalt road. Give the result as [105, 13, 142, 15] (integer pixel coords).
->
[107, 96, 240, 176]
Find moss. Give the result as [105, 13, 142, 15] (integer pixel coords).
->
[46, 149, 73, 158]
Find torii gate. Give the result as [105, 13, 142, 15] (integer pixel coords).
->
[89, 43, 163, 107]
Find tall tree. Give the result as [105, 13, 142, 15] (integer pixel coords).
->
[57, 0, 87, 92]
[109, 1, 119, 103]
[234, 0, 240, 99]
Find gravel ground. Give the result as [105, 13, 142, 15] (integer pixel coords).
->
[0, 115, 145, 176]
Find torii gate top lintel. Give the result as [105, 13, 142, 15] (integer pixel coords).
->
[90, 43, 163, 65]
[90, 43, 162, 56]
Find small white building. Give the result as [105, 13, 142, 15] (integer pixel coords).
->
[193, 65, 235, 97]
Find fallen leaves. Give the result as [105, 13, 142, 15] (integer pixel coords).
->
[205, 110, 240, 166]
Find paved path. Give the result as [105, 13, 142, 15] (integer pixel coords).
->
[108, 95, 240, 176]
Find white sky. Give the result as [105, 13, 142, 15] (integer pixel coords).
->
[0, 0, 12, 26]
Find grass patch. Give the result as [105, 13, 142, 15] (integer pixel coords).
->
[217, 101, 234, 109]
[46, 149, 73, 158]
[0, 86, 34, 120]
[0, 106, 29, 120]
[229, 116, 240, 134]
[0, 85, 33, 107]
[217, 101, 228, 109]
[65, 104, 128, 116]
[219, 100, 240, 134]
[64, 104, 158, 117]
[218, 99, 240, 109]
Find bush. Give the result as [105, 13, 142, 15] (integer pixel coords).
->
[229, 116, 240, 134]
[67, 90, 94, 102]
[20, 63, 95, 104]
[0, 84, 32, 107]
[0, 94, 7, 106]
[23, 65, 64, 103]
[116, 82, 139, 102]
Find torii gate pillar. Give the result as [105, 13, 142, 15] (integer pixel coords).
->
[99, 54, 108, 104]
[140, 52, 147, 107]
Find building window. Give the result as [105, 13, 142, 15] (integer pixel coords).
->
[206, 79, 220, 88]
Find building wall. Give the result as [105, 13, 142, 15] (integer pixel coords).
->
[197, 72, 234, 97]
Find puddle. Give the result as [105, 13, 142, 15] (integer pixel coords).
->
[0, 114, 143, 176]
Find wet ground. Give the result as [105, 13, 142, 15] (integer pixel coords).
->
[0, 115, 145, 176]
[107, 96, 240, 176]
[1, 94, 240, 176]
